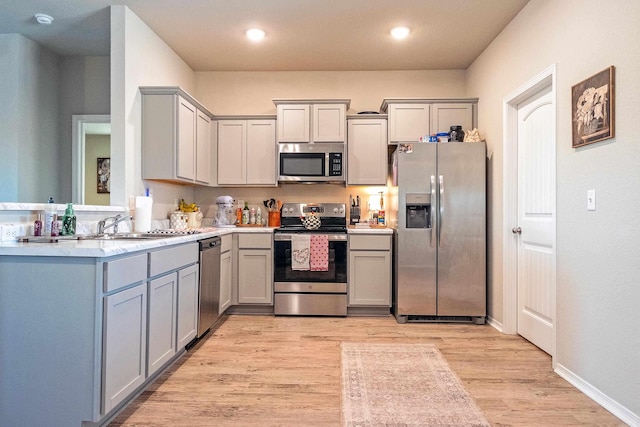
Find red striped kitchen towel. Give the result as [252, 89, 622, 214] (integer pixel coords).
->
[310, 234, 329, 271]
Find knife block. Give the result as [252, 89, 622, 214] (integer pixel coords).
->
[350, 206, 361, 225]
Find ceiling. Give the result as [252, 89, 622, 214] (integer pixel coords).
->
[0, 0, 530, 71]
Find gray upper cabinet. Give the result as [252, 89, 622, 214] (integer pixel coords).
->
[217, 117, 277, 186]
[382, 98, 478, 144]
[430, 103, 475, 135]
[347, 115, 388, 186]
[386, 103, 431, 144]
[140, 87, 214, 185]
[274, 99, 350, 143]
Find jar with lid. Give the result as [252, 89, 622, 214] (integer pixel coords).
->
[450, 125, 464, 142]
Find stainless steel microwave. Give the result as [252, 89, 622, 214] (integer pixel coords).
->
[278, 143, 345, 183]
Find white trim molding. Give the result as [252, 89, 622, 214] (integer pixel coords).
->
[502, 64, 557, 354]
[555, 364, 640, 426]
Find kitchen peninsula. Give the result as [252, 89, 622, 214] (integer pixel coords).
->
[0, 223, 390, 426]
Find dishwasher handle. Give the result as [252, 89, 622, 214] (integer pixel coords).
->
[199, 237, 221, 251]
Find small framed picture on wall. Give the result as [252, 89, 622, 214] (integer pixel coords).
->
[97, 157, 110, 193]
[571, 66, 615, 148]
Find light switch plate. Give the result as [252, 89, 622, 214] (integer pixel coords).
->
[587, 189, 596, 211]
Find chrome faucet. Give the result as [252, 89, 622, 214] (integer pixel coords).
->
[97, 214, 132, 235]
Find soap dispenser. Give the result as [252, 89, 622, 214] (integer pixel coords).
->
[61, 203, 76, 236]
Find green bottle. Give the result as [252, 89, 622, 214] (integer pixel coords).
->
[61, 203, 76, 236]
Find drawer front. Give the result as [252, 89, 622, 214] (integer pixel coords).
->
[238, 233, 272, 249]
[104, 253, 148, 293]
[221, 234, 232, 253]
[149, 243, 198, 277]
[349, 234, 391, 251]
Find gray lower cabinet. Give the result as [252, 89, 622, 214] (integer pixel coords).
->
[147, 272, 178, 376]
[177, 264, 199, 348]
[104, 242, 198, 419]
[237, 233, 273, 304]
[103, 282, 148, 414]
[348, 234, 392, 306]
[219, 235, 233, 313]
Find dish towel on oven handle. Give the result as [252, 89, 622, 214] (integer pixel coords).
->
[310, 234, 329, 271]
[291, 234, 310, 271]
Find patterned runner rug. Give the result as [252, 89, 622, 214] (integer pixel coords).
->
[341, 343, 491, 427]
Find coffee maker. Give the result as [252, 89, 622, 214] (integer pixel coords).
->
[215, 195, 237, 227]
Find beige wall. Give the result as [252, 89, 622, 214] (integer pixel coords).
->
[110, 5, 197, 217]
[192, 70, 468, 219]
[195, 70, 466, 115]
[467, 0, 640, 419]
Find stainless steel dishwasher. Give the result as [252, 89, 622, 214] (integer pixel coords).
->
[197, 236, 221, 338]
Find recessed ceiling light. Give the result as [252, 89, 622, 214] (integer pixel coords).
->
[246, 28, 265, 42]
[391, 26, 410, 40]
[34, 13, 54, 25]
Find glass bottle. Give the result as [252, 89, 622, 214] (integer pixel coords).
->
[62, 203, 76, 236]
[242, 202, 249, 224]
[34, 213, 43, 236]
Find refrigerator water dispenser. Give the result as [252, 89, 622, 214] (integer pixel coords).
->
[406, 193, 431, 229]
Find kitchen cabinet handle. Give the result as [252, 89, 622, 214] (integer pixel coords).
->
[512, 227, 522, 235]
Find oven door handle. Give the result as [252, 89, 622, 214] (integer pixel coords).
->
[274, 233, 347, 242]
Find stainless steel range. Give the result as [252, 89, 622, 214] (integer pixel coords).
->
[273, 202, 348, 316]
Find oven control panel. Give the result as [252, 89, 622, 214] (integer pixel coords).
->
[281, 203, 346, 218]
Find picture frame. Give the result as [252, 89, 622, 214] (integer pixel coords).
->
[97, 157, 110, 194]
[571, 66, 615, 148]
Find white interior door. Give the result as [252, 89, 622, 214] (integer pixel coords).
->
[515, 88, 556, 355]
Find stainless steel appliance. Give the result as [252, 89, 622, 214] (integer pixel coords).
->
[274, 202, 348, 315]
[197, 236, 221, 337]
[278, 143, 345, 183]
[391, 142, 486, 324]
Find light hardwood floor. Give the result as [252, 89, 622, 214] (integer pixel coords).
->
[110, 315, 624, 426]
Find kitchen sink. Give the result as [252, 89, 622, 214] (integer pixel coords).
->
[80, 232, 174, 240]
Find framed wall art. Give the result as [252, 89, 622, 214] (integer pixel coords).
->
[97, 157, 110, 193]
[572, 66, 615, 148]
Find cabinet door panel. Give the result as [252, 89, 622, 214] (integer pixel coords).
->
[147, 273, 177, 376]
[220, 250, 232, 313]
[277, 104, 310, 142]
[238, 250, 273, 304]
[430, 103, 473, 135]
[196, 110, 211, 184]
[177, 97, 196, 180]
[349, 251, 391, 306]
[388, 104, 430, 143]
[246, 120, 276, 185]
[313, 104, 346, 142]
[103, 284, 147, 413]
[177, 264, 199, 348]
[218, 120, 247, 184]
[347, 119, 387, 185]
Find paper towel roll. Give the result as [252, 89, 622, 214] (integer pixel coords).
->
[135, 196, 153, 232]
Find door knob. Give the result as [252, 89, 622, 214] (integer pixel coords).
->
[512, 227, 522, 234]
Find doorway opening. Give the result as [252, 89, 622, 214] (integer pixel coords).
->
[502, 64, 557, 360]
[72, 115, 111, 205]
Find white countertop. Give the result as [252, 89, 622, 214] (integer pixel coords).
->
[0, 227, 275, 258]
[0, 226, 394, 258]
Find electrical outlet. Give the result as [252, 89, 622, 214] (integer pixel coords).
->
[0, 224, 21, 242]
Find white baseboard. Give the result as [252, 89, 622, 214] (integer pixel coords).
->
[555, 363, 639, 427]
[486, 316, 504, 333]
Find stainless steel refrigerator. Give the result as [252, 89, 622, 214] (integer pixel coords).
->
[390, 141, 486, 324]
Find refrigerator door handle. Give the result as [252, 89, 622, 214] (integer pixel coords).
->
[430, 175, 436, 246]
[438, 175, 444, 246]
